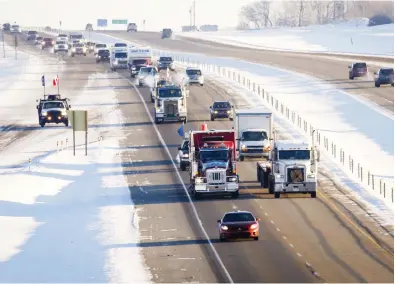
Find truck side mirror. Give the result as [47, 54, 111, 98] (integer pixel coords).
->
[36, 105, 38, 109]
[178, 147, 182, 150]
[348, 65, 351, 68]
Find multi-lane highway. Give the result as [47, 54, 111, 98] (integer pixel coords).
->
[2, 32, 394, 283]
[100, 31, 395, 113]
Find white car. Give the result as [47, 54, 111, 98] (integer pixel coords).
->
[35, 36, 43, 45]
[70, 43, 87, 56]
[94, 43, 107, 55]
[54, 41, 68, 53]
[57, 34, 68, 42]
[185, 67, 204, 86]
[10, 24, 21, 34]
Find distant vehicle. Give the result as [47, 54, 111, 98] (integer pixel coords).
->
[86, 41, 96, 53]
[348, 62, 368, 80]
[69, 34, 85, 45]
[137, 66, 158, 86]
[374, 68, 394, 87]
[10, 24, 21, 34]
[35, 36, 43, 45]
[37, 100, 69, 127]
[41, 37, 55, 49]
[26, 30, 38, 41]
[2, 23, 10, 32]
[96, 49, 110, 63]
[44, 26, 52, 31]
[94, 43, 107, 55]
[54, 41, 68, 53]
[110, 47, 128, 71]
[157, 56, 175, 71]
[85, 23, 93, 31]
[57, 34, 68, 42]
[185, 67, 204, 86]
[218, 211, 260, 241]
[178, 137, 190, 171]
[70, 43, 87, 56]
[161, 28, 173, 39]
[210, 101, 233, 121]
[127, 23, 137, 32]
[113, 42, 127, 48]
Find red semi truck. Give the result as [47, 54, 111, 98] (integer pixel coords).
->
[189, 128, 240, 199]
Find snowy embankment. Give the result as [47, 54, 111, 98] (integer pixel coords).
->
[0, 51, 150, 281]
[177, 18, 394, 57]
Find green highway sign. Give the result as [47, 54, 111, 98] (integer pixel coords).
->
[112, 19, 128, 25]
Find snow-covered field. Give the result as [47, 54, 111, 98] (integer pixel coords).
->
[0, 53, 150, 281]
[177, 18, 394, 57]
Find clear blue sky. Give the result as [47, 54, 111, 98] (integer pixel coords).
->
[0, 0, 256, 31]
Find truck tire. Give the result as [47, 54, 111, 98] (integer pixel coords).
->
[154, 117, 160, 124]
[375, 82, 380, 88]
[151, 97, 155, 103]
[274, 192, 280, 198]
[64, 120, 69, 127]
[194, 190, 201, 200]
[210, 115, 214, 121]
[180, 162, 187, 171]
[40, 122, 45, 127]
[183, 117, 187, 123]
[311, 192, 317, 198]
[239, 155, 244, 162]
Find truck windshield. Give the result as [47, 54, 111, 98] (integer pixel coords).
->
[242, 131, 267, 141]
[279, 150, 310, 160]
[200, 149, 228, 162]
[43, 102, 65, 109]
[158, 89, 182, 98]
[223, 213, 255, 222]
[115, 52, 127, 58]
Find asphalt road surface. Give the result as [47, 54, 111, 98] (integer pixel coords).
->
[101, 31, 395, 113]
[2, 32, 393, 283]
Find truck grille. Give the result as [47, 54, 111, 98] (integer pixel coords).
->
[207, 169, 226, 184]
[164, 100, 178, 117]
[287, 168, 305, 183]
[118, 60, 127, 64]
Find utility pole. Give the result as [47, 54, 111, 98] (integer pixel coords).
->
[2, 28, 5, 58]
[189, 6, 192, 27]
[193, 0, 196, 30]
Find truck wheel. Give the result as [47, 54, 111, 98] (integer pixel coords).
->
[239, 156, 244, 162]
[311, 192, 317, 198]
[64, 120, 69, 127]
[229, 117, 233, 121]
[40, 122, 45, 127]
[254, 236, 259, 241]
[274, 192, 280, 199]
[180, 162, 186, 171]
[200, 83, 204, 86]
[194, 191, 201, 200]
[349, 76, 354, 80]
[375, 82, 380, 88]
[154, 118, 160, 124]
[392, 83, 394, 87]
[183, 117, 187, 123]
[71, 53, 74, 57]
[231, 191, 239, 199]
[84, 53, 87, 56]
[210, 116, 214, 121]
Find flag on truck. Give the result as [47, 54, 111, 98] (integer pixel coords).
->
[177, 123, 184, 137]
[52, 75, 59, 86]
[41, 75, 45, 86]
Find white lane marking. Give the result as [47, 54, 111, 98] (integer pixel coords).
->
[276, 228, 280, 232]
[289, 243, 294, 248]
[120, 73, 234, 284]
[232, 204, 238, 210]
[296, 252, 302, 257]
[282, 236, 287, 240]
[270, 220, 275, 224]
[178, 257, 195, 260]
[161, 229, 177, 232]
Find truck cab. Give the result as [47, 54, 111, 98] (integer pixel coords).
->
[257, 139, 319, 198]
[234, 108, 272, 161]
[154, 85, 188, 124]
[110, 47, 128, 71]
[189, 129, 239, 199]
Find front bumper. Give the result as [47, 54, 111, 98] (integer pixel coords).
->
[220, 229, 259, 239]
[40, 115, 68, 123]
[155, 112, 187, 122]
[212, 112, 232, 118]
[158, 65, 175, 70]
[377, 79, 394, 85]
[274, 181, 317, 193]
[112, 63, 128, 69]
[194, 182, 239, 193]
[188, 79, 203, 84]
[240, 148, 270, 158]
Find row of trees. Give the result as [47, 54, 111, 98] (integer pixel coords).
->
[238, 0, 394, 29]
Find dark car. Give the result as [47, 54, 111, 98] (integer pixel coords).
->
[210, 101, 233, 121]
[178, 138, 190, 171]
[114, 42, 127, 47]
[130, 59, 150, 78]
[161, 28, 173, 39]
[96, 49, 110, 62]
[2, 23, 10, 32]
[41, 37, 54, 49]
[26, 30, 38, 41]
[157, 56, 175, 71]
[349, 62, 368, 80]
[218, 211, 260, 241]
[374, 68, 394, 87]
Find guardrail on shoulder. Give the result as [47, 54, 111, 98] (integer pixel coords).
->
[155, 51, 394, 204]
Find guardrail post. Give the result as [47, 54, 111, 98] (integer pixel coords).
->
[372, 174, 375, 190]
[392, 187, 393, 203]
[380, 179, 382, 194]
[360, 167, 363, 182]
[357, 163, 360, 178]
[384, 183, 386, 198]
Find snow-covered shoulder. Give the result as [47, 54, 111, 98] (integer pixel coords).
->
[176, 19, 394, 57]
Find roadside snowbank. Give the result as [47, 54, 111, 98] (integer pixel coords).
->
[0, 71, 150, 282]
[176, 20, 394, 57]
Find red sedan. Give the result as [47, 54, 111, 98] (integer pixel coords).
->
[218, 210, 260, 241]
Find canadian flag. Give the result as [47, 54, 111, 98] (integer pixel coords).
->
[52, 75, 59, 86]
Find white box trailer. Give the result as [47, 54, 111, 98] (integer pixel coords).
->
[234, 108, 273, 161]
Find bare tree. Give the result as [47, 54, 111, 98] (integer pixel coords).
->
[253, 1, 273, 27]
[298, 1, 306, 27]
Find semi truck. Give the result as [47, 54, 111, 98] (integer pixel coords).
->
[154, 84, 188, 124]
[234, 108, 273, 161]
[189, 128, 239, 199]
[256, 133, 319, 198]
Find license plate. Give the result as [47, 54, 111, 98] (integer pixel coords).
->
[293, 186, 299, 191]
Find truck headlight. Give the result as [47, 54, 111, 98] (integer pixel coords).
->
[264, 146, 271, 152]
[195, 177, 204, 184]
[71, 48, 76, 52]
[61, 110, 67, 115]
[42, 112, 47, 116]
[182, 154, 189, 158]
[41, 42, 45, 45]
[307, 174, 315, 179]
[228, 177, 237, 182]
[83, 47, 87, 52]
[214, 111, 218, 113]
[227, 110, 231, 114]
[241, 144, 246, 150]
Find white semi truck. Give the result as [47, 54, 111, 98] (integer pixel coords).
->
[234, 108, 273, 161]
[154, 84, 188, 124]
[256, 133, 319, 198]
[110, 47, 129, 71]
